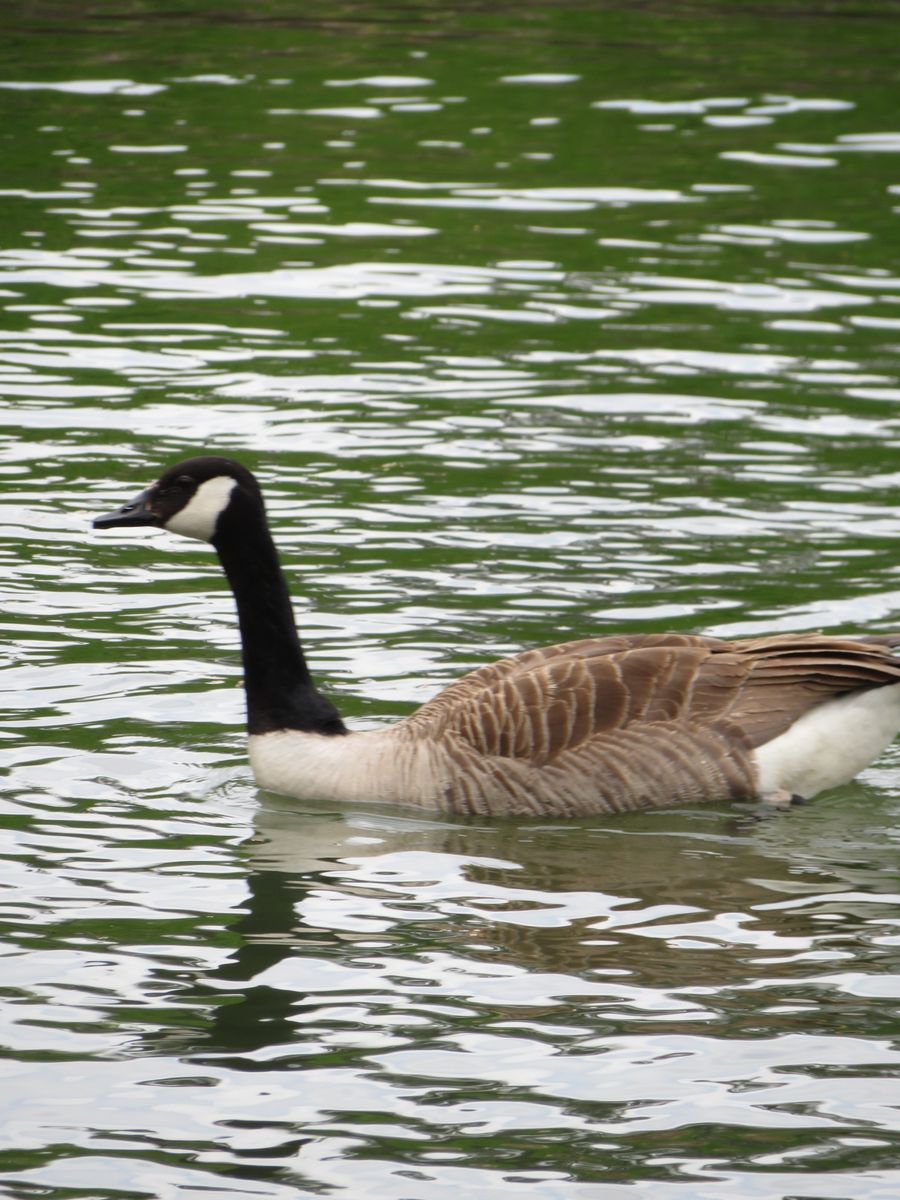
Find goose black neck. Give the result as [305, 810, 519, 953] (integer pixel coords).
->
[211, 493, 347, 737]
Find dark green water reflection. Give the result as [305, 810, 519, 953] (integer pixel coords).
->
[2, 3, 900, 1197]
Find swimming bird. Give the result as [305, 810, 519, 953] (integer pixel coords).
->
[93, 456, 900, 818]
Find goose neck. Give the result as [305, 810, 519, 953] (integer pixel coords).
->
[211, 499, 346, 737]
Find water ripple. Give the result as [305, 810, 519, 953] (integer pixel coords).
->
[2, 8, 900, 1198]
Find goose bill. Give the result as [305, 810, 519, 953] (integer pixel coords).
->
[93, 487, 161, 530]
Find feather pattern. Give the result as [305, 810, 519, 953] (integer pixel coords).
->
[383, 632, 900, 816]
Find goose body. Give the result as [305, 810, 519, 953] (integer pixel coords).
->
[94, 457, 900, 819]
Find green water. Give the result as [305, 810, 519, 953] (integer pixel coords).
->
[2, 3, 900, 1197]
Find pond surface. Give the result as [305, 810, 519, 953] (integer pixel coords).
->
[2, 2, 900, 1197]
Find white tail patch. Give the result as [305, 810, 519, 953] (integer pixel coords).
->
[755, 682, 900, 799]
[165, 476, 237, 542]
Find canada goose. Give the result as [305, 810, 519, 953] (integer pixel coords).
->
[94, 456, 900, 818]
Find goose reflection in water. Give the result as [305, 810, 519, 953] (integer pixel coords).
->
[147, 785, 900, 1058]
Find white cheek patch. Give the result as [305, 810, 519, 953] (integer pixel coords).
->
[164, 475, 237, 542]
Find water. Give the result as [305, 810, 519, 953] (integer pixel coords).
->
[2, 3, 900, 1196]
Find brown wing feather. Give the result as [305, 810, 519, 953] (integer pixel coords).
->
[406, 633, 725, 730]
[725, 635, 900, 746]
[404, 632, 900, 765]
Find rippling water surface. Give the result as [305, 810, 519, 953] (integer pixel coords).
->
[2, 3, 900, 1196]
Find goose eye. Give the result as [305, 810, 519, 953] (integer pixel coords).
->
[176, 475, 194, 487]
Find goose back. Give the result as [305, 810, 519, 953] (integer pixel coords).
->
[389, 632, 900, 817]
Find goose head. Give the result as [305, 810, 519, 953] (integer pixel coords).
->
[93, 456, 263, 543]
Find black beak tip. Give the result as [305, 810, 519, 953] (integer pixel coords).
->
[93, 512, 127, 530]
[92, 489, 160, 531]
